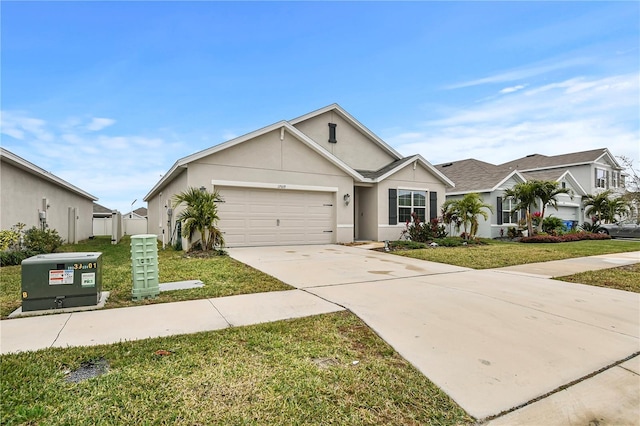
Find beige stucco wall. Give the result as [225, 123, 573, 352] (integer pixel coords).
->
[374, 163, 447, 241]
[0, 161, 93, 242]
[293, 111, 397, 171]
[147, 169, 188, 246]
[149, 128, 356, 245]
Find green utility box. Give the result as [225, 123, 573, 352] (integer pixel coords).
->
[21, 252, 102, 312]
[131, 234, 159, 300]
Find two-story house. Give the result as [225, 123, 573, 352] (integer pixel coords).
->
[436, 148, 628, 238]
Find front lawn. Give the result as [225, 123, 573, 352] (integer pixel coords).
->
[0, 311, 473, 425]
[556, 263, 640, 293]
[0, 236, 290, 318]
[394, 239, 640, 269]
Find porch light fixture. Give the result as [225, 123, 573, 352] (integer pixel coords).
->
[199, 186, 207, 192]
[343, 193, 351, 205]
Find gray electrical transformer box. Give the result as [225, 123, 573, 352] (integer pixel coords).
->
[21, 252, 102, 312]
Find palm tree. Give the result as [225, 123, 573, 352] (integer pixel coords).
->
[172, 187, 225, 251]
[535, 181, 573, 232]
[604, 197, 630, 224]
[583, 190, 612, 224]
[503, 181, 539, 236]
[442, 193, 493, 240]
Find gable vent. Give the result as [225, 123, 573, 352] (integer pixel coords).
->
[328, 123, 337, 143]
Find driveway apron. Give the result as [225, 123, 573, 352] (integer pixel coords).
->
[228, 245, 640, 420]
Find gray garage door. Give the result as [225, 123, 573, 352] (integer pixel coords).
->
[216, 186, 335, 247]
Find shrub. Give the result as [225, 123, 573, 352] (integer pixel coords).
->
[542, 216, 565, 235]
[520, 232, 611, 243]
[579, 222, 603, 233]
[432, 237, 467, 247]
[402, 214, 447, 243]
[390, 240, 427, 250]
[0, 250, 37, 267]
[23, 227, 63, 254]
[0, 223, 26, 251]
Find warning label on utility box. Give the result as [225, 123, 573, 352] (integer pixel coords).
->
[49, 270, 74, 285]
[81, 272, 96, 287]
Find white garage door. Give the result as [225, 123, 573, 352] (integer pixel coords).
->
[551, 206, 579, 221]
[216, 187, 335, 247]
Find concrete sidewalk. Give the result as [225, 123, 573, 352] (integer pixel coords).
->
[492, 250, 640, 278]
[0, 289, 344, 354]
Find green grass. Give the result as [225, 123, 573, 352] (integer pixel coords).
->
[556, 263, 640, 293]
[0, 236, 290, 318]
[0, 311, 473, 425]
[394, 239, 640, 269]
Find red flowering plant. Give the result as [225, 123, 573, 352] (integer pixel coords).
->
[531, 211, 542, 228]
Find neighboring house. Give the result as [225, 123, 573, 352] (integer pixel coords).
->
[1, 147, 97, 243]
[92, 202, 114, 236]
[144, 104, 454, 247]
[500, 148, 626, 198]
[436, 148, 626, 238]
[123, 207, 148, 235]
[131, 207, 148, 218]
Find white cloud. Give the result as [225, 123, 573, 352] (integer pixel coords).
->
[444, 57, 592, 89]
[388, 73, 640, 168]
[86, 117, 116, 131]
[0, 111, 54, 142]
[1, 111, 190, 212]
[499, 84, 526, 94]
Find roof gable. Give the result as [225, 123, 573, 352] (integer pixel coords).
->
[521, 170, 587, 196]
[144, 121, 363, 200]
[144, 105, 454, 200]
[359, 155, 454, 187]
[289, 104, 402, 162]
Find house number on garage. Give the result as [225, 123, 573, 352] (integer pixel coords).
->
[277, 185, 286, 189]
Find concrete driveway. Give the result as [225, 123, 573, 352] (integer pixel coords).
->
[229, 245, 640, 421]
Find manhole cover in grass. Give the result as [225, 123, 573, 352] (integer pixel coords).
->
[65, 358, 109, 383]
[311, 357, 340, 369]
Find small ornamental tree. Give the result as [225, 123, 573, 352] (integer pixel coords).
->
[535, 181, 572, 232]
[442, 193, 492, 240]
[172, 187, 225, 251]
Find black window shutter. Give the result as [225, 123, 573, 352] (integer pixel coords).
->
[497, 197, 503, 225]
[429, 191, 438, 220]
[389, 189, 397, 225]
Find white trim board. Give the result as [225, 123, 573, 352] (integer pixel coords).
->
[212, 180, 338, 193]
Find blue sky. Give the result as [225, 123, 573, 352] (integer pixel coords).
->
[2, 1, 638, 213]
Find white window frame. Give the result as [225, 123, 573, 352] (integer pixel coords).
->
[611, 171, 619, 188]
[398, 189, 427, 223]
[501, 199, 520, 225]
[595, 168, 606, 189]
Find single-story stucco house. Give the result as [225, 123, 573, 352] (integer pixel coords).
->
[144, 104, 454, 247]
[1, 147, 97, 243]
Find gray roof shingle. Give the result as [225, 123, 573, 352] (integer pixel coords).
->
[498, 148, 611, 171]
[435, 159, 515, 193]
